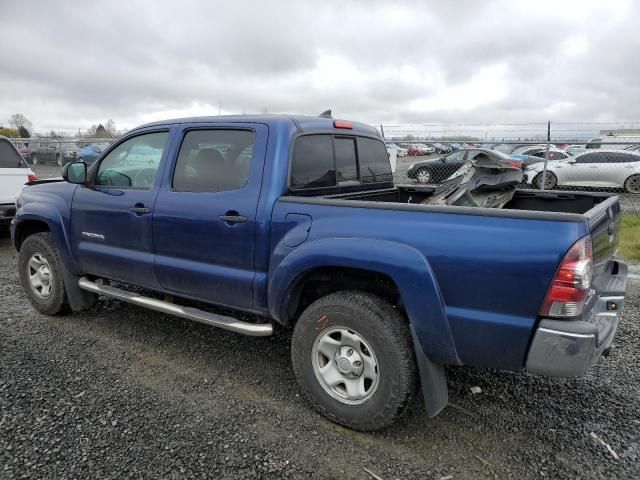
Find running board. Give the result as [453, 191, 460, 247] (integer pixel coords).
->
[78, 277, 273, 336]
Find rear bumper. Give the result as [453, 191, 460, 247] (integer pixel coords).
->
[525, 261, 627, 377]
[0, 203, 16, 225]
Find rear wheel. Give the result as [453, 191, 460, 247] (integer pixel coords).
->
[624, 174, 640, 194]
[18, 232, 69, 315]
[31, 155, 38, 165]
[291, 291, 417, 431]
[533, 171, 557, 189]
[56, 153, 62, 166]
[416, 168, 431, 184]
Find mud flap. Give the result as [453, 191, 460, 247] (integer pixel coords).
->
[60, 262, 97, 311]
[410, 325, 448, 417]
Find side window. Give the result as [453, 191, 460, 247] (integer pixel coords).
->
[576, 153, 602, 164]
[446, 151, 465, 162]
[172, 129, 255, 193]
[0, 139, 26, 167]
[358, 137, 392, 184]
[334, 137, 358, 183]
[96, 131, 168, 189]
[290, 135, 335, 189]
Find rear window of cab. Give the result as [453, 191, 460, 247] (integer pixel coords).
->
[290, 134, 392, 190]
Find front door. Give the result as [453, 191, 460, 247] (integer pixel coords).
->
[153, 125, 267, 309]
[71, 130, 171, 287]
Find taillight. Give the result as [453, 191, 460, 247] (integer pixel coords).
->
[540, 236, 593, 318]
[28, 174, 38, 182]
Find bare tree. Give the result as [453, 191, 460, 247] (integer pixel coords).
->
[8, 113, 32, 131]
[87, 124, 98, 136]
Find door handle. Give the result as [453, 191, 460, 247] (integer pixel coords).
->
[220, 212, 247, 224]
[130, 205, 151, 214]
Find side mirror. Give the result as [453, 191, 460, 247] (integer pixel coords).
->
[62, 161, 87, 184]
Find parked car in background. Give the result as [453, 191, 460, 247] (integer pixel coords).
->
[0, 136, 37, 231]
[407, 148, 519, 184]
[564, 145, 587, 156]
[514, 147, 571, 165]
[11, 141, 30, 159]
[431, 143, 450, 154]
[386, 143, 407, 157]
[77, 142, 111, 165]
[525, 150, 640, 193]
[407, 144, 434, 156]
[29, 140, 78, 166]
[448, 143, 461, 151]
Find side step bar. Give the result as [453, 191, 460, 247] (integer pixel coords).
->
[78, 277, 273, 337]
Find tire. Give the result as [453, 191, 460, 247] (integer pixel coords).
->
[624, 174, 640, 194]
[533, 171, 557, 189]
[416, 168, 431, 184]
[31, 155, 38, 165]
[18, 232, 69, 315]
[291, 291, 418, 431]
[56, 154, 62, 166]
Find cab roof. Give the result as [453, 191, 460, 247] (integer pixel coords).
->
[132, 114, 381, 137]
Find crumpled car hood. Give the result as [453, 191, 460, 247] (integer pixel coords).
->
[424, 153, 523, 208]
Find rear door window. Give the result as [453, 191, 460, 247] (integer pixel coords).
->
[172, 129, 255, 192]
[0, 138, 27, 168]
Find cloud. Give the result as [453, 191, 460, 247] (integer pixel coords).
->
[0, 0, 638, 133]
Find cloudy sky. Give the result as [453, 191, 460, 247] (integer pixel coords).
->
[1, 0, 638, 134]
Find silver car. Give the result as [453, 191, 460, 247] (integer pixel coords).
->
[524, 150, 640, 193]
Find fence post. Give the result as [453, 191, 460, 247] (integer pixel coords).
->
[540, 120, 551, 190]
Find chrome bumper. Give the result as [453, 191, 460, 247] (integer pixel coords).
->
[526, 262, 627, 377]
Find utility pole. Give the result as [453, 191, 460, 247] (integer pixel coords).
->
[541, 121, 551, 191]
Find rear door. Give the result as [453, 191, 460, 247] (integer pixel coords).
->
[71, 130, 171, 287]
[152, 124, 267, 309]
[0, 138, 30, 204]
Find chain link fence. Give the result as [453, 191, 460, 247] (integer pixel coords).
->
[383, 122, 640, 215]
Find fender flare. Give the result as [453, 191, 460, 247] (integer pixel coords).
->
[269, 237, 461, 366]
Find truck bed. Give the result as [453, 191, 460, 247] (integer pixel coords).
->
[275, 185, 621, 371]
[325, 185, 617, 217]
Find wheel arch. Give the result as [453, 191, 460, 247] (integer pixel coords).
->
[269, 237, 461, 365]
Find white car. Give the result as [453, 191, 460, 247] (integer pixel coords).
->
[524, 150, 640, 193]
[0, 136, 37, 230]
[387, 143, 408, 157]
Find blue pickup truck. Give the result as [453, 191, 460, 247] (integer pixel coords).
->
[11, 115, 628, 431]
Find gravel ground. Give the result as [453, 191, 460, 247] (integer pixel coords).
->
[3, 162, 636, 479]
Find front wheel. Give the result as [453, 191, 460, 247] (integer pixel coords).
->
[56, 154, 62, 166]
[291, 291, 417, 431]
[624, 174, 640, 194]
[533, 171, 557, 189]
[31, 155, 38, 165]
[18, 232, 69, 315]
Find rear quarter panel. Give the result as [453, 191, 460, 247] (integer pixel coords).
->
[270, 200, 588, 370]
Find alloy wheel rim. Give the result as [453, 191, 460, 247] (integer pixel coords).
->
[311, 326, 379, 405]
[417, 170, 430, 183]
[27, 253, 53, 299]
[627, 176, 640, 194]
